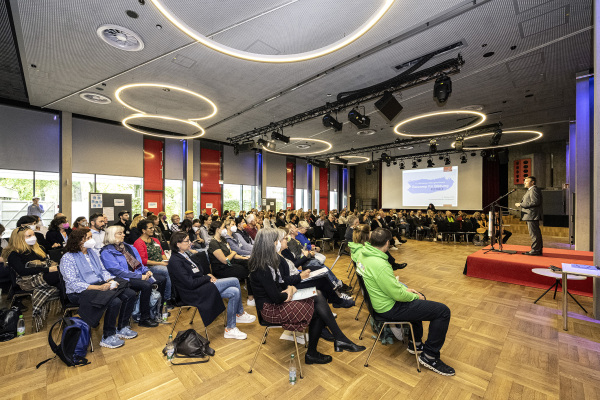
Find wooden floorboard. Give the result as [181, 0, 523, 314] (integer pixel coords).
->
[1, 233, 598, 399]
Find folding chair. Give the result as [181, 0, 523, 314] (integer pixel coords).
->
[56, 267, 94, 351]
[7, 266, 35, 331]
[356, 274, 420, 372]
[330, 240, 348, 270]
[313, 226, 333, 252]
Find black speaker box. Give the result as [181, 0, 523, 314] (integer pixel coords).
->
[375, 92, 403, 121]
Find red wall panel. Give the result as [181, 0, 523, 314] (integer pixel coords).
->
[514, 158, 531, 185]
[144, 138, 164, 213]
[286, 162, 295, 209]
[319, 167, 329, 212]
[144, 192, 163, 215]
[200, 148, 222, 214]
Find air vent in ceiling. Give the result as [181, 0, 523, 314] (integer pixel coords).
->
[79, 92, 112, 104]
[518, 6, 570, 38]
[96, 25, 144, 51]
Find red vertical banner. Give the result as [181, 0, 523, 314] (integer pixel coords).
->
[200, 148, 222, 214]
[143, 138, 164, 214]
[286, 161, 295, 210]
[319, 167, 329, 212]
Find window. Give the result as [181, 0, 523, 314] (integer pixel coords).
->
[72, 173, 95, 222]
[0, 169, 34, 229]
[35, 172, 59, 225]
[266, 186, 285, 211]
[193, 181, 201, 217]
[295, 189, 308, 210]
[96, 175, 143, 215]
[314, 189, 319, 211]
[223, 184, 242, 212]
[329, 191, 338, 212]
[242, 185, 257, 211]
[165, 179, 183, 217]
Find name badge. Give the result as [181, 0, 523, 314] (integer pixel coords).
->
[191, 266, 200, 273]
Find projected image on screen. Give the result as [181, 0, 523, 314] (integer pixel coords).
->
[402, 166, 458, 207]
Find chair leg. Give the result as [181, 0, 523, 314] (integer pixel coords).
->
[205, 326, 210, 342]
[359, 314, 370, 340]
[168, 307, 184, 342]
[405, 322, 421, 372]
[249, 327, 269, 373]
[330, 255, 341, 270]
[354, 300, 364, 320]
[353, 286, 362, 302]
[292, 331, 304, 379]
[346, 260, 353, 273]
[189, 308, 197, 324]
[364, 325, 386, 367]
[303, 332, 308, 348]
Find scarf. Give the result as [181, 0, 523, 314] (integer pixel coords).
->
[113, 242, 142, 271]
[15, 272, 59, 331]
[72, 251, 106, 284]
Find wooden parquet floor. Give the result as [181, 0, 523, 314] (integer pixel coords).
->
[1, 233, 599, 400]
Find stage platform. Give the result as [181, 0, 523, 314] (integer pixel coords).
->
[464, 244, 594, 297]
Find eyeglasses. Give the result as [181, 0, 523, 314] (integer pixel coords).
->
[17, 226, 28, 232]
[181, 239, 190, 243]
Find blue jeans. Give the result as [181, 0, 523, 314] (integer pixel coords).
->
[149, 265, 171, 300]
[213, 277, 244, 329]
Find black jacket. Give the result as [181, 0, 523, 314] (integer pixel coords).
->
[167, 252, 226, 326]
[46, 230, 67, 248]
[249, 267, 288, 312]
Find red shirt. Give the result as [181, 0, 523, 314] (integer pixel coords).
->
[133, 237, 164, 266]
[244, 225, 258, 240]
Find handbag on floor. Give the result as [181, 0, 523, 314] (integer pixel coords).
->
[163, 329, 215, 365]
[0, 307, 19, 342]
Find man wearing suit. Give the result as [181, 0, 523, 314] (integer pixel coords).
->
[515, 176, 543, 255]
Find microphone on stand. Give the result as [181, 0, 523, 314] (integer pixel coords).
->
[507, 189, 516, 195]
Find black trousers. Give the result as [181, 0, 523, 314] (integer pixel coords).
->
[379, 299, 450, 359]
[526, 220, 543, 252]
[69, 288, 137, 338]
[129, 275, 166, 320]
[212, 259, 253, 295]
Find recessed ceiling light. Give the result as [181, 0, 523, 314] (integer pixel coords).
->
[115, 83, 217, 120]
[357, 129, 376, 136]
[262, 138, 332, 155]
[483, 52, 495, 57]
[97, 25, 144, 51]
[297, 144, 311, 149]
[397, 146, 413, 150]
[126, 10, 139, 19]
[79, 92, 112, 104]
[122, 114, 205, 139]
[149, 0, 395, 63]
[460, 105, 484, 111]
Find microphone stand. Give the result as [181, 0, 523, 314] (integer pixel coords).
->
[483, 190, 517, 255]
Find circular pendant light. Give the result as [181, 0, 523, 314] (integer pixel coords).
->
[122, 114, 205, 139]
[262, 138, 332, 155]
[450, 130, 543, 150]
[394, 110, 487, 137]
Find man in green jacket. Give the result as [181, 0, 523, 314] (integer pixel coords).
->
[357, 228, 454, 376]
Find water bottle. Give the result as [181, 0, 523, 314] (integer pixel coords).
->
[289, 353, 297, 385]
[165, 334, 175, 362]
[17, 315, 25, 337]
[161, 302, 168, 323]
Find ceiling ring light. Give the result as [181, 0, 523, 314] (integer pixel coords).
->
[450, 130, 543, 150]
[150, 0, 395, 63]
[394, 110, 487, 137]
[330, 156, 370, 165]
[115, 83, 218, 120]
[262, 138, 332, 155]
[122, 114, 205, 139]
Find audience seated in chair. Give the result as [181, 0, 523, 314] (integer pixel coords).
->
[46, 215, 70, 249]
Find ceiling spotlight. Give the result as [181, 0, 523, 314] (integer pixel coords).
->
[271, 130, 290, 143]
[374, 91, 403, 121]
[471, 152, 477, 157]
[490, 127, 503, 146]
[392, 160, 397, 165]
[455, 137, 464, 151]
[234, 141, 256, 155]
[412, 160, 418, 169]
[348, 109, 371, 129]
[444, 157, 451, 165]
[433, 74, 452, 103]
[427, 158, 435, 168]
[480, 150, 487, 157]
[429, 139, 438, 153]
[416, 158, 422, 163]
[399, 162, 405, 169]
[258, 138, 276, 151]
[323, 114, 343, 131]
[461, 154, 467, 163]
[438, 155, 444, 160]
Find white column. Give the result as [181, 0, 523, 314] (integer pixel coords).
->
[59, 112, 72, 220]
[183, 139, 194, 212]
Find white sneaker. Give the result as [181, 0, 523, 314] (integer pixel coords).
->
[332, 313, 337, 318]
[339, 292, 352, 300]
[395, 239, 401, 245]
[247, 298, 256, 307]
[280, 331, 307, 345]
[224, 327, 247, 340]
[390, 246, 399, 251]
[236, 311, 256, 324]
[389, 325, 404, 341]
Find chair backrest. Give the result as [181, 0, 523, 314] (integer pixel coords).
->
[56, 266, 72, 308]
[337, 240, 348, 256]
[313, 226, 324, 239]
[197, 251, 212, 275]
[461, 221, 473, 232]
[356, 274, 377, 318]
[336, 224, 347, 240]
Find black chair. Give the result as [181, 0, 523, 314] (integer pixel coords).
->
[313, 226, 332, 252]
[356, 274, 420, 371]
[56, 266, 94, 352]
[330, 240, 348, 270]
[248, 300, 308, 378]
[7, 265, 34, 317]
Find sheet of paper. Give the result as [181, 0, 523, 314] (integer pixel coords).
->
[103, 206, 115, 221]
[206, 203, 213, 209]
[91, 193, 103, 208]
[148, 202, 158, 208]
[114, 199, 125, 207]
[291, 287, 317, 301]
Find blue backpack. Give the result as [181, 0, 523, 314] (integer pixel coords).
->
[37, 317, 91, 368]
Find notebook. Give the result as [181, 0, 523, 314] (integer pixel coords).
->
[291, 287, 317, 301]
[300, 268, 328, 282]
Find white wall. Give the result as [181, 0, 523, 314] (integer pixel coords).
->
[382, 155, 483, 210]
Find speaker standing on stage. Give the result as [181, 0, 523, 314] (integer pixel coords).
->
[515, 176, 543, 256]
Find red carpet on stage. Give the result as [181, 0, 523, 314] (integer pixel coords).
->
[465, 245, 594, 297]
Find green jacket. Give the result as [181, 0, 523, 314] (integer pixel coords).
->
[356, 243, 418, 313]
[348, 241, 364, 264]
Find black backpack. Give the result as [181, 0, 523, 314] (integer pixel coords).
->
[37, 317, 91, 368]
[0, 307, 20, 342]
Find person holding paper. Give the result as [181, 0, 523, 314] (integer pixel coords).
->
[249, 228, 365, 366]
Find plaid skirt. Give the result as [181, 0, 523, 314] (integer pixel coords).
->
[261, 299, 314, 331]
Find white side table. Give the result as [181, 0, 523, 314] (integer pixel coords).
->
[531, 268, 587, 313]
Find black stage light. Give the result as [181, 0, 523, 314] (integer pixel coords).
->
[257, 138, 276, 150]
[322, 114, 343, 131]
[348, 108, 371, 129]
[416, 157, 422, 163]
[374, 91, 403, 121]
[393, 160, 397, 165]
[427, 158, 435, 168]
[412, 160, 418, 168]
[480, 150, 487, 157]
[490, 128, 502, 146]
[234, 141, 256, 155]
[471, 152, 477, 157]
[271, 130, 290, 143]
[429, 139, 438, 153]
[455, 137, 464, 151]
[461, 154, 468, 163]
[438, 155, 445, 160]
[433, 74, 452, 103]
[399, 162, 405, 169]
[444, 157, 451, 165]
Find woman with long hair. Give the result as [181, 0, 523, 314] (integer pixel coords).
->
[60, 228, 138, 349]
[2, 226, 60, 328]
[249, 228, 365, 366]
[46, 215, 70, 249]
